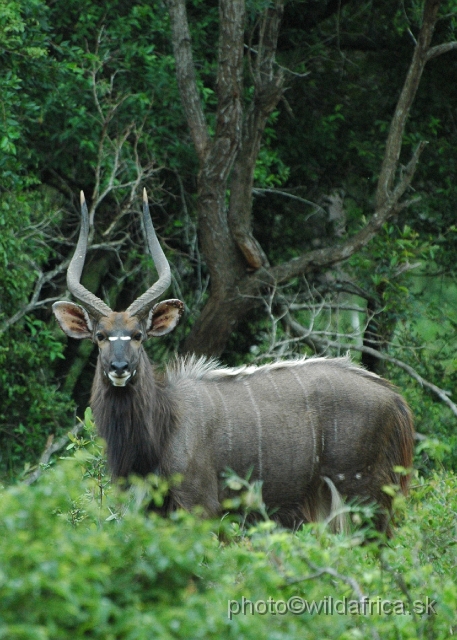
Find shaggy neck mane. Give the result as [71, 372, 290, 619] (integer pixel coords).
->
[91, 349, 176, 479]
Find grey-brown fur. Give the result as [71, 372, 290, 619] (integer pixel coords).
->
[53, 191, 414, 534]
[91, 353, 414, 533]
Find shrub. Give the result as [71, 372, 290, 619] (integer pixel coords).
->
[0, 433, 456, 639]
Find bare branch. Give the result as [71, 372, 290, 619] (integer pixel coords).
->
[0, 297, 60, 334]
[425, 40, 457, 61]
[22, 421, 85, 485]
[0, 250, 74, 335]
[253, 288, 457, 418]
[253, 188, 327, 218]
[376, 0, 441, 208]
[289, 302, 368, 313]
[267, 144, 426, 285]
[86, 61, 161, 235]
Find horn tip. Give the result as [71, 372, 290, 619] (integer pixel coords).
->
[80, 191, 86, 205]
[143, 188, 148, 203]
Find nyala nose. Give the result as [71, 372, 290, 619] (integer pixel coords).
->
[110, 361, 129, 376]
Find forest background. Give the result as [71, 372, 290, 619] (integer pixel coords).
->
[1, 0, 457, 638]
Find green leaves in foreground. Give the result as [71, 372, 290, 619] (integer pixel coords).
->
[0, 456, 456, 639]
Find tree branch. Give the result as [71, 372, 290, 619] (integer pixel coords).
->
[267, 142, 426, 285]
[201, 0, 245, 185]
[253, 188, 327, 218]
[0, 252, 74, 335]
[215, 0, 245, 143]
[425, 40, 457, 61]
[375, 0, 441, 208]
[167, 0, 211, 162]
[23, 421, 84, 485]
[228, 1, 285, 269]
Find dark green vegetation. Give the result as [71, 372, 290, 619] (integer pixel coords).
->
[0, 417, 456, 639]
[1, 0, 457, 636]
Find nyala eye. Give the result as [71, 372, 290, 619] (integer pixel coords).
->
[133, 332, 142, 341]
[96, 332, 105, 341]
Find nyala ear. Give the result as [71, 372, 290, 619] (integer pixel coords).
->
[147, 299, 184, 337]
[52, 301, 93, 339]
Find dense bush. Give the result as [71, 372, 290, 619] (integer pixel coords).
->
[0, 424, 456, 639]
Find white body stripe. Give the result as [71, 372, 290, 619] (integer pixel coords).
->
[290, 368, 316, 476]
[214, 384, 232, 455]
[266, 370, 282, 401]
[244, 378, 263, 477]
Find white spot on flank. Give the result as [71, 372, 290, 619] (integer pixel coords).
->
[337, 474, 345, 481]
[355, 473, 362, 480]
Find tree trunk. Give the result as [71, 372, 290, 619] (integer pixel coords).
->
[170, 0, 447, 358]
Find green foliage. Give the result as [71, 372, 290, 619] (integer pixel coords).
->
[390, 312, 457, 472]
[0, 0, 51, 187]
[254, 111, 290, 188]
[30, 0, 185, 191]
[0, 431, 456, 639]
[0, 191, 73, 478]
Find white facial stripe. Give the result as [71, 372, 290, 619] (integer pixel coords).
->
[108, 336, 132, 342]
